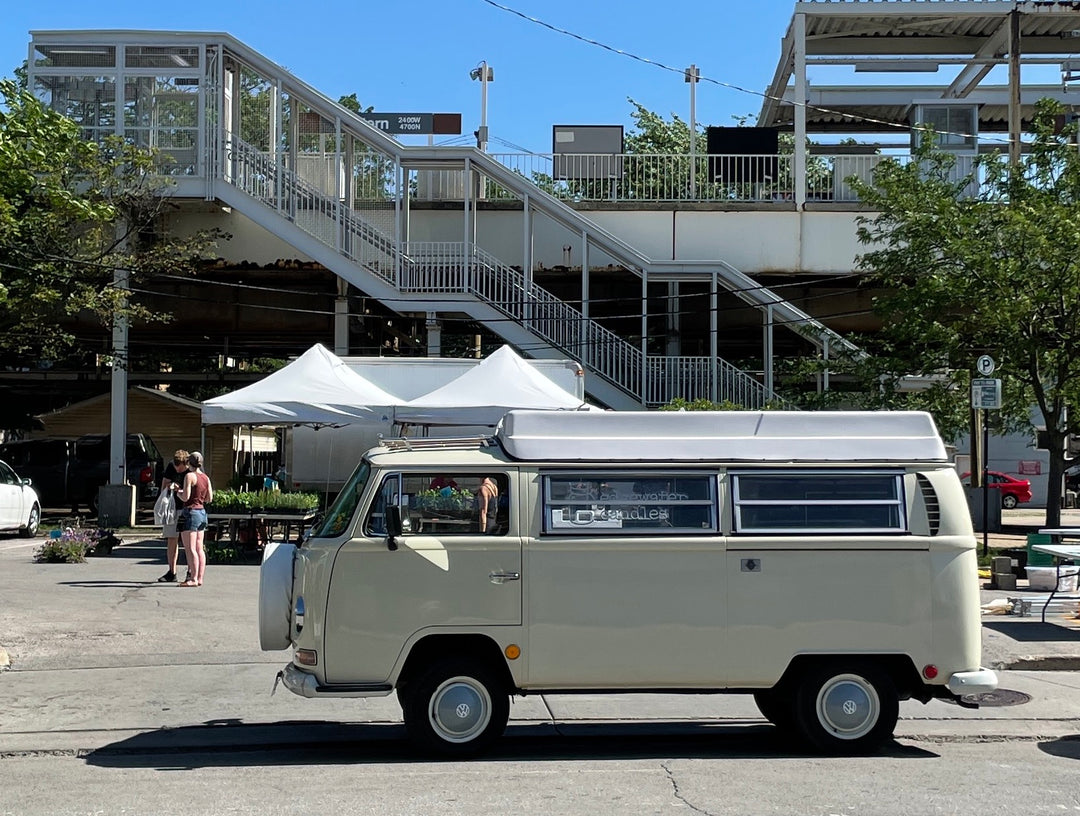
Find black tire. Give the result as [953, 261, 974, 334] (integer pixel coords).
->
[1002, 494, 1018, 510]
[19, 504, 40, 538]
[402, 658, 509, 757]
[793, 662, 898, 754]
[753, 688, 795, 731]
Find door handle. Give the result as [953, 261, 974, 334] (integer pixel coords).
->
[489, 570, 521, 584]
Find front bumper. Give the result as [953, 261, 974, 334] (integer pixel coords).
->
[279, 662, 319, 698]
[947, 667, 998, 696]
[276, 662, 394, 699]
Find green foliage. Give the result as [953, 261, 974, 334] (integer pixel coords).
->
[660, 397, 747, 411]
[204, 539, 242, 564]
[660, 397, 786, 412]
[0, 78, 223, 362]
[848, 98, 1080, 525]
[212, 489, 319, 514]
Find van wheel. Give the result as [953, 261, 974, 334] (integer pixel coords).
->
[753, 689, 795, 731]
[20, 504, 40, 538]
[794, 663, 898, 754]
[402, 658, 508, 757]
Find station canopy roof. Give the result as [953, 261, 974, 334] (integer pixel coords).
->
[758, 1, 1080, 135]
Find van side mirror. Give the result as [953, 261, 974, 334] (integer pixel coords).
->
[385, 505, 402, 551]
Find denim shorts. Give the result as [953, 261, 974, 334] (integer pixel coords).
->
[177, 508, 208, 533]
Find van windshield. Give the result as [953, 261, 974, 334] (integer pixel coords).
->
[311, 460, 371, 539]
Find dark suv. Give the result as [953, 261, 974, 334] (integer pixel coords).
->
[68, 434, 164, 514]
[0, 434, 164, 514]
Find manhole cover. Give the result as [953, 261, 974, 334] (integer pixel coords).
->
[961, 689, 1031, 707]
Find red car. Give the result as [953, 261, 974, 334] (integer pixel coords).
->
[959, 471, 1033, 509]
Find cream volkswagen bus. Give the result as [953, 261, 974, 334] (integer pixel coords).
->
[259, 410, 996, 755]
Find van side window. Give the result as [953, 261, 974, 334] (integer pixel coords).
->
[543, 473, 716, 534]
[731, 470, 907, 534]
[366, 473, 509, 536]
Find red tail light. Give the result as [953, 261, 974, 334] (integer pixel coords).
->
[139, 466, 153, 484]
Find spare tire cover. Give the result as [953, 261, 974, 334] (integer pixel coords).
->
[259, 541, 296, 651]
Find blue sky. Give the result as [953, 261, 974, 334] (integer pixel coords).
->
[1, 0, 814, 153]
[3, 0, 1058, 154]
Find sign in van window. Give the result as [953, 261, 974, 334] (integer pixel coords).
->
[732, 470, 906, 534]
[543, 473, 716, 534]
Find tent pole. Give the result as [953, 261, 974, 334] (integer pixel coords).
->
[324, 432, 333, 510]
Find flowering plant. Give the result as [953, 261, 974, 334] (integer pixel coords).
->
[34, 526, 117, 563]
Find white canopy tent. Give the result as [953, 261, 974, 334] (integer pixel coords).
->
[394, 345, 595, 428]
[201, 344, 402, 427]
[201, 344, 404, 494]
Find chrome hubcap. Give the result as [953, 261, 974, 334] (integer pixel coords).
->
[816, 674, 879, 740]
[430, 676, 491, 743]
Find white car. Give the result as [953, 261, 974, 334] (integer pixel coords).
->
[0, 458, 41, 537]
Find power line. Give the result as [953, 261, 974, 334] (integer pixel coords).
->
[481, 0, 1045, 148]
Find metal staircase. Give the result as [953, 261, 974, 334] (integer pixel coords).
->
[200, 34, 856, 409]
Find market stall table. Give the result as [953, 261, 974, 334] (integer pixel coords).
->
[210, 510, 318, 549]
[1031, 528, 1080, 623]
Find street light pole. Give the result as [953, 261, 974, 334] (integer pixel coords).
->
[685, 64, 700, 198]
[470, 61, 494, 152]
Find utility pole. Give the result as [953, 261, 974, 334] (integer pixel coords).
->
[685, 64, 700, 198]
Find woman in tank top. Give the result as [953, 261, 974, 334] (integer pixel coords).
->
[176, 450, 214, 587]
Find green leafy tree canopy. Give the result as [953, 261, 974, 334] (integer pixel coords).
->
[0, 78, 221, 362]
[850, 98, 1080, 526]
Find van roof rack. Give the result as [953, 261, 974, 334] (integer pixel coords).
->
[379, 435, 496, 452]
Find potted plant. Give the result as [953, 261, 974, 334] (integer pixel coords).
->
[210, 488, 318, 516]
[412, 487, 474, 519]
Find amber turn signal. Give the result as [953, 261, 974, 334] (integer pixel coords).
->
[504, 644, 521, 660]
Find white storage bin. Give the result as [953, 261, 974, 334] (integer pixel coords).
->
[1025, 566, 1080, 592]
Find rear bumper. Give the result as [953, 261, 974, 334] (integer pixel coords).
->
[947, 667, 998, 696]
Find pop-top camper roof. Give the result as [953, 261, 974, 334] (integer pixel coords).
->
[497, 410, 948, 463]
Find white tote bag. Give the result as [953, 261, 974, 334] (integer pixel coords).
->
[154, 490, 176, 526]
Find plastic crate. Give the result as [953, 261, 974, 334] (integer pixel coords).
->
[1025, 566, 1080, 592]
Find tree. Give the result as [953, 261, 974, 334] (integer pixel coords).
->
[850, 99, 1080, 527]
[0, 79, 220, 363]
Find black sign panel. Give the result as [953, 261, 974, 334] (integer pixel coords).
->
[359, 113, 462, 135]
[706, 126, 779, 184]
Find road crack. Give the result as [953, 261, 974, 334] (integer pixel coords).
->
[661, 761, 716, 816]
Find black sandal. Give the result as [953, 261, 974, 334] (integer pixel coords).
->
[157, 571, 177, 583]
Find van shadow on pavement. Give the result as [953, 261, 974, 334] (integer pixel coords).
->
[984, 621, 1080, 643]
[1039, 736, 1080, 761]
[81, 720, 935, 768]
